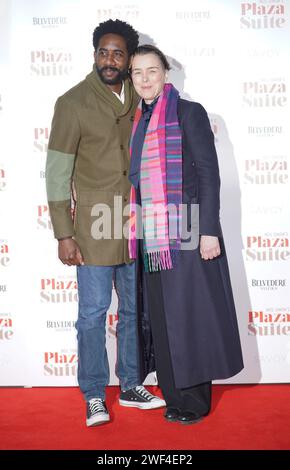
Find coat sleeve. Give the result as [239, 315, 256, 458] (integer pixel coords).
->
[183, 102, 221, 237]
[45, 96, 81, 240]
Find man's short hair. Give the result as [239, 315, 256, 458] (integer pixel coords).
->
[93, 19, 139, 56]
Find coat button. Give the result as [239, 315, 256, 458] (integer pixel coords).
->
[116, 118, 120, 124]
[120, 144, 124, 150]
[124, 197, 128, 202]
[123, 170, 127, 176]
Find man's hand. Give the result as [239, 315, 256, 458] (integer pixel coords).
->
[200, 235, 221, 260]
[58, 238, 84, 266]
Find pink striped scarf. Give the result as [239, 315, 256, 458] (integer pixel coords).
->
[129, 83, 182, 272]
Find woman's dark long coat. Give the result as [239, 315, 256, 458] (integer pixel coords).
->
[137, 98, 244, 389]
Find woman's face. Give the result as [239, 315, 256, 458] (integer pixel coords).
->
[130, 53, 167, 104]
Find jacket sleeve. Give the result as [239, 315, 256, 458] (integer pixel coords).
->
[184, 102, 221, 237]
[45, 96, 81, 240]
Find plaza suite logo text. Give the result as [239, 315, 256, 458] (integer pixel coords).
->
[0, 315, 13, 341]
[244, 156, 288, 185]
[248, 309, 290, 336]
[242, 80, 287, 107]
[108, 313, 118, 338]
[34, 128, 49, 154]
[40, 277, 78, 303]
[246, 234, 290, 261]
[44, 351, 77, 376]
[0, 166, 6, 191]
[30, 49, 73, 76]
[0, 241, 10, 267]
[240, 2, 286, 29]
[95, 6, 139, 21]
[37, 205, 53, 230]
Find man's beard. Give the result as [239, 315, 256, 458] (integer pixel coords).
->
[96, 66, 128, 85]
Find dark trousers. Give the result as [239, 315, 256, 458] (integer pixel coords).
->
[145, 270, 212, 415]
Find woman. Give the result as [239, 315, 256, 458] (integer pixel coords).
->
[128, 45, 244, 424]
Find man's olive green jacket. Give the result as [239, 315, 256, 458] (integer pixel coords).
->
[46, 65, 138, 265]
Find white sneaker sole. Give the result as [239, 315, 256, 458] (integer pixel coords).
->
[86, 413, 110, 427]
[119, 399, 166, 410]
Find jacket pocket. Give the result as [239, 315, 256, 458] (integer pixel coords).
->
[75, 190, 122, 242]
[78, 189, 120, 207]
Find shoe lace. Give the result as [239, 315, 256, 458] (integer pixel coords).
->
[89, 398, 106, 414]
[135, 386, 154, 401]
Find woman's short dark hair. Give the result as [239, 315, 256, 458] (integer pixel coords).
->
[131, 44, 171, 70]
[93, 19, 139, 56]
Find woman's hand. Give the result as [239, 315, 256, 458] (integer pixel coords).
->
[200, 235, 221, 260]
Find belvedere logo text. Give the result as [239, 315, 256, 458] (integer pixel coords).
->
[251, 279, 286, 290]
[176, 11, 210, 21]
[248, 125, 282, 137]
[33, 17, 67, 27]
[46, 320, 76, 332]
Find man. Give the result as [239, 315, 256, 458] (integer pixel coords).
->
[45, 19, 165, 427]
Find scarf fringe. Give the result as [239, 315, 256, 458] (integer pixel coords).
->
[144, 249, 173, 273]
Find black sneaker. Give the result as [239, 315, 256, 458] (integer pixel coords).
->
[86, 398, 110, 427]
[119, 386, 166, 410]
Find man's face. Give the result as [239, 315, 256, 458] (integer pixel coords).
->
[94, 33, 129, 85]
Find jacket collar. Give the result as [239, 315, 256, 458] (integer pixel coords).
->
[85, 64, 135, 117]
